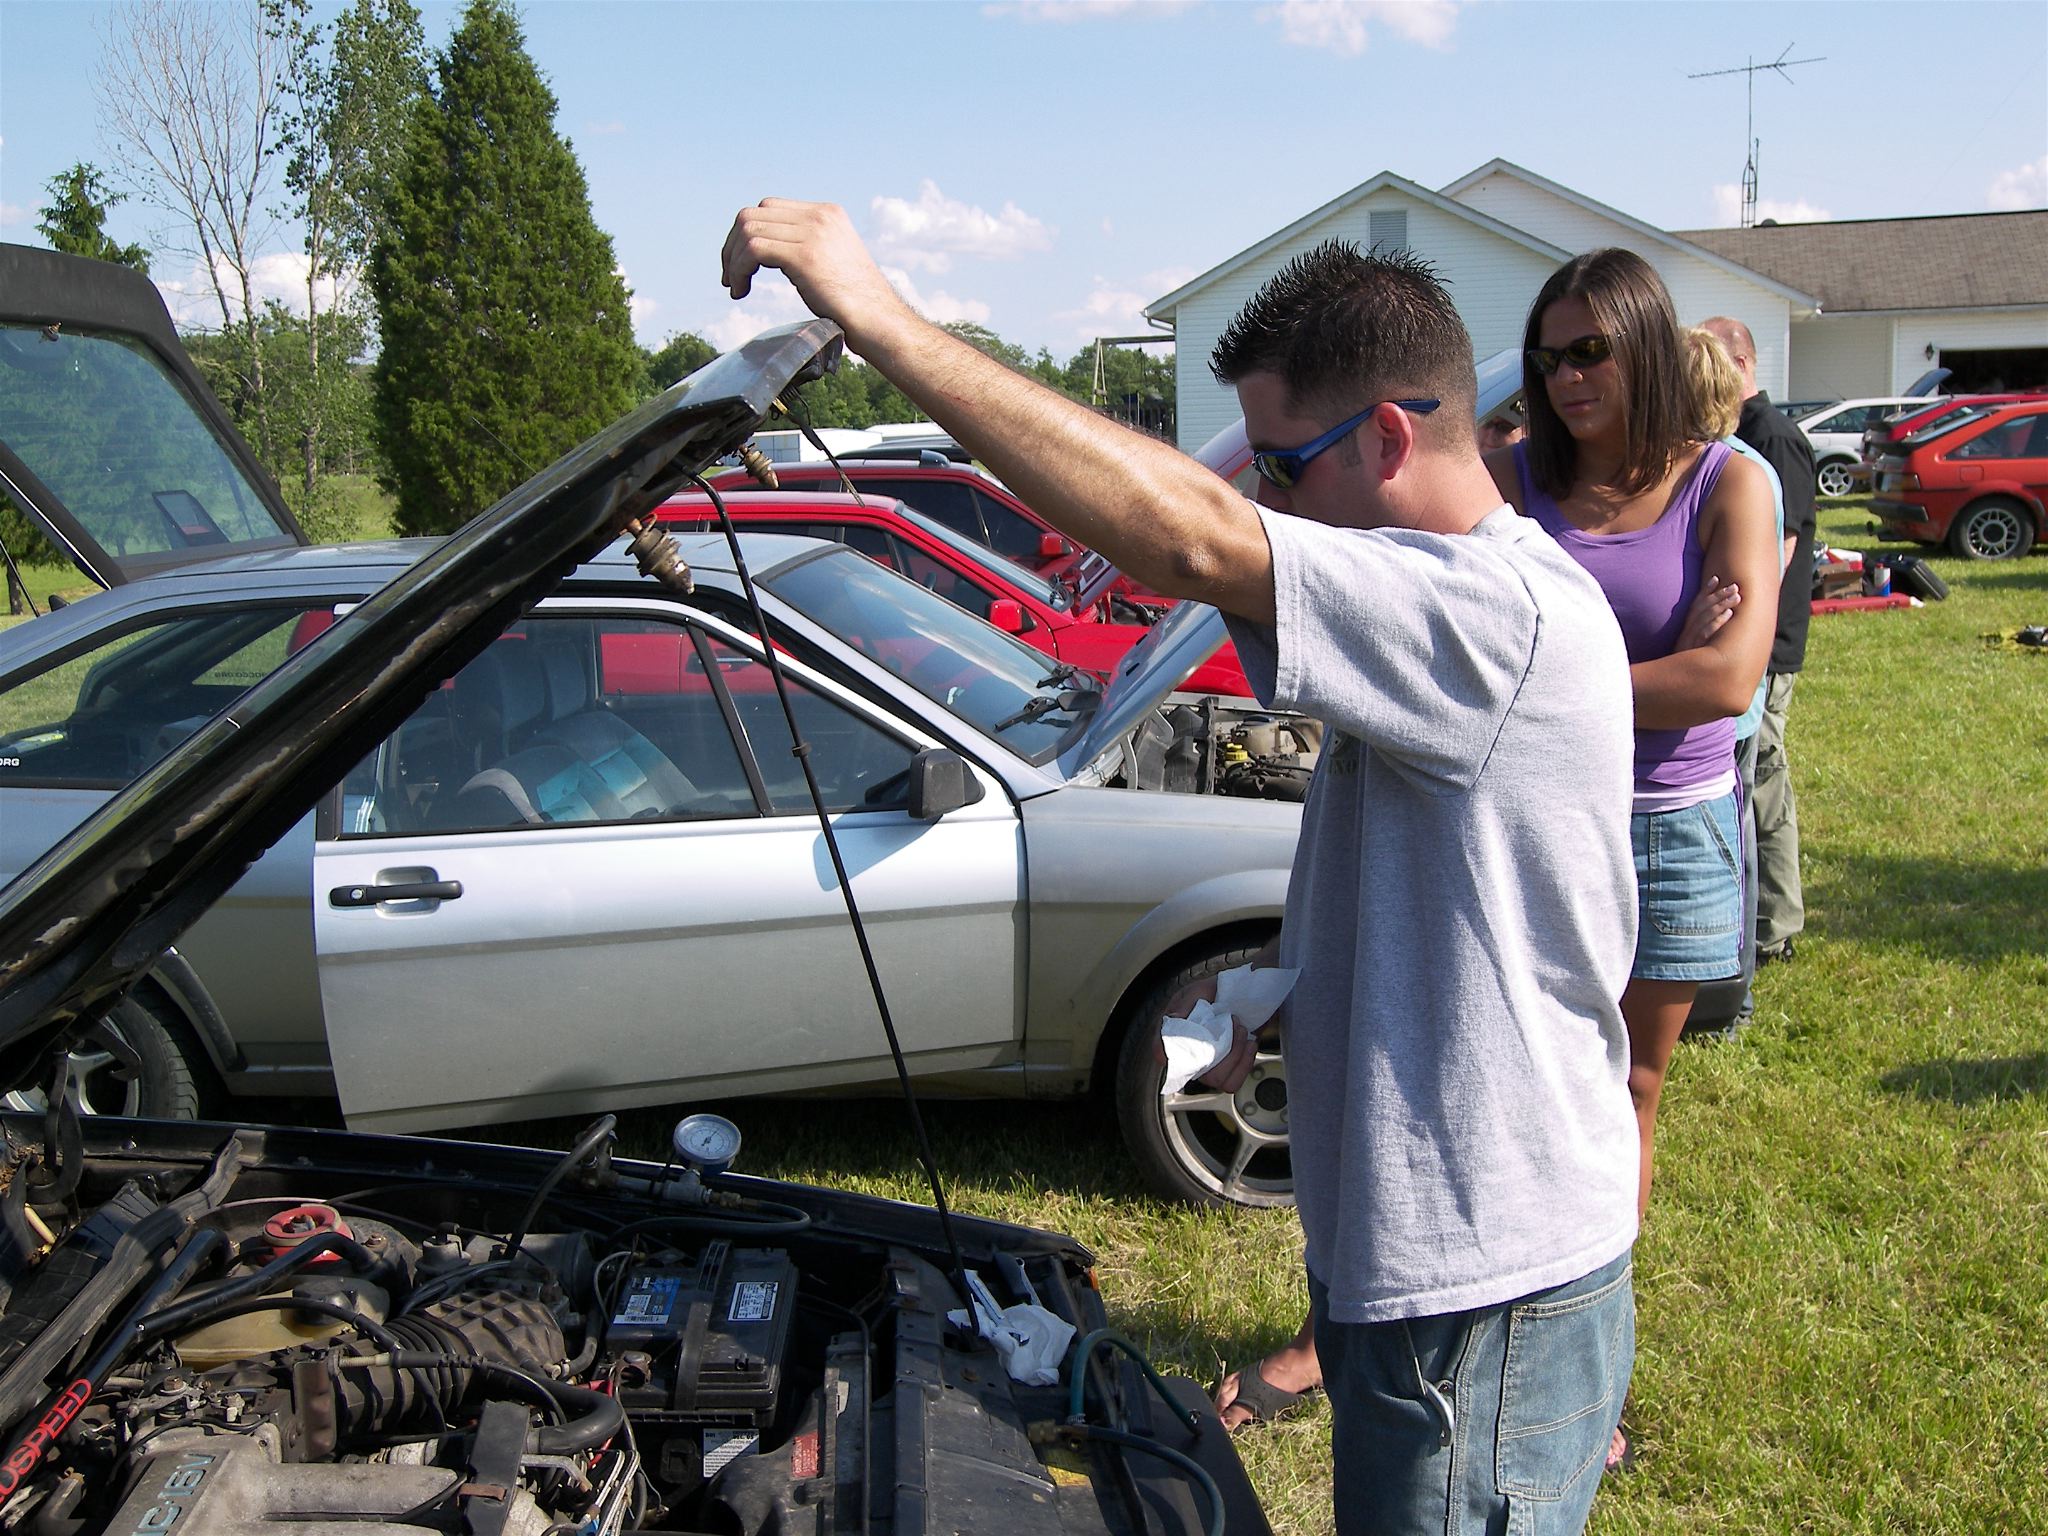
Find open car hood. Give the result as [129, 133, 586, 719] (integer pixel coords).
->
[0, 257, 845, 1086]
[0, 244, 310, 588]
[1060, 348, 1526, 780]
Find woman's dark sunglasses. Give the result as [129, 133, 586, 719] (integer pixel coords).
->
[1250, 398, 1442, 490]
[1526, 333, 1618, 377]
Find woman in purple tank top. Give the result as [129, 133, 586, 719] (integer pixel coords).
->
[1490, 249, 1778, 1467]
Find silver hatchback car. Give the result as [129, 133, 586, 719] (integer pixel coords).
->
[0, 246, 1309, 1209]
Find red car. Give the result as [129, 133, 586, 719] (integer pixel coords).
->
[704, 456, 1169, 603]
[1872, 400, 2048, 560]
[657, 490, 1256, 696]
[1856, 392, 2048, 487]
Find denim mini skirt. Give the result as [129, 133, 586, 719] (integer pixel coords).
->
[1628, 790, 1742, 982]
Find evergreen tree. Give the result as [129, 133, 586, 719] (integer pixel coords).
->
[36, 163, 150, 272]
[368, 0, 639, 537]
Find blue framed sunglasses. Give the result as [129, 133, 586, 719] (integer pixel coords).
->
[1250, 398, 1442, 489]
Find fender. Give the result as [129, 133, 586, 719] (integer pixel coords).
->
[1034, 867, 1288, 1084]
[146, 949, 244, 1077]
[1973, 480, 2046, 524]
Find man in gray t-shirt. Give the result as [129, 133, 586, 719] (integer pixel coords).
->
[722, 206, 1640, 1535]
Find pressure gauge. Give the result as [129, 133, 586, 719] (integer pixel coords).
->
[671, 1113, 742, 1176]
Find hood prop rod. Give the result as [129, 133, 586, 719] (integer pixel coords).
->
[690, 470, 974, 1310]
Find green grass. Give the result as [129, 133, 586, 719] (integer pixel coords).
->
[576, 499, 2048, 1535]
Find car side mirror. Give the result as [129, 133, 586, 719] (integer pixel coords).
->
[1038, 531, 1070, 559]
[986, 598, 1028, 633]
[908, 748, 986, 821]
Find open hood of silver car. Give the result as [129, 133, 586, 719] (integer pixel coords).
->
[0, 251, 844, 1084]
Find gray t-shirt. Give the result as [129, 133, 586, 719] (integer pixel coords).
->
[1224, 503, 1639, 1323]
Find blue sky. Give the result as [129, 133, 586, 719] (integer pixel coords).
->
[3, 0, 2043, 358]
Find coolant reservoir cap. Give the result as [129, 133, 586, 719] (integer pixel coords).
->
[673, 1113, 742, 1176]
[264, 1203, 353, 1261]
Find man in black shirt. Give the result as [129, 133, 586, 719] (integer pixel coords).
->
[1703, 317, 1814, 963]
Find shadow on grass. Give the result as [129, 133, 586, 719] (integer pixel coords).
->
[1877, 1053, 2048, 1104]
[1959, 563, 2048, 595]
[1818, 851, 2048, 964]
[596, 1095, 1151, 1202]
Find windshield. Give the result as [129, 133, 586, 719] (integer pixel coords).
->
[0, 323, 293, 570]
[764, 545, 1096, 762]
[890, 500, 1069, 609]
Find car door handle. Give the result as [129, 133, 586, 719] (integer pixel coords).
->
[329, 879, 464, 908]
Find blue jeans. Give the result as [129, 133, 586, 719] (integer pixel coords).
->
[1310, 1249, 1634, 1536]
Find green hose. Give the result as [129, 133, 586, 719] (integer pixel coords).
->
[1066, 1328, 1203, 1437]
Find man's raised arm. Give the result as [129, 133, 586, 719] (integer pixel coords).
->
[722, 199, 1275, 625]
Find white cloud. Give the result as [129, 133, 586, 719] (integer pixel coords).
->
[583, 119, 627, 137]
[154, 250, 351, 329]
[870, 180, 1052, 275]
[699, 270, 816, 353]
[983, 0, 1195, 21]
[1708, 184, 1834, 226]
[1988, 155, 2047, 211]
[0, 202, 28, 229]
[616, 265, 658, 336]
[1054, 265, 1199, 341]
[880, 265, 991, 327]
[1261, 0, 1458, 55]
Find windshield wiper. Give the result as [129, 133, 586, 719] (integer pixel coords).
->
[994, 689, 1092, 733]
[1036, 662, 1083, 689]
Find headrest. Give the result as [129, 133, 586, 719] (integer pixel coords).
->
[536, 639, 593, 721]
[453, 641, 549, 740]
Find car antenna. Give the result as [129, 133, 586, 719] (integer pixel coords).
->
[688, 468, 973, 1305]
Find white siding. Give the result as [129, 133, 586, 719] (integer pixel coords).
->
[1888, 308, 2048, 391]
[1788, 316, 1892, 400]
[1448, 171, 1795, 396]
[1166, 189, 1559, 450]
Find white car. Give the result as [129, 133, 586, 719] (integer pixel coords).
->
[1800, 396, 1946, 497]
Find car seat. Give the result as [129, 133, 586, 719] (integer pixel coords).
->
[528, 635, 704, 819]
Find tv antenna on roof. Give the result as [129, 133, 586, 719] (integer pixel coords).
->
[1688, 43, 1824, 227]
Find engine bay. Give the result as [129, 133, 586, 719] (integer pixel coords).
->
[0, 1116, 1257, 1536]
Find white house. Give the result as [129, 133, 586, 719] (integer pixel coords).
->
[1146, 159, 2048, 451]
[1676, 212, 2048, 401]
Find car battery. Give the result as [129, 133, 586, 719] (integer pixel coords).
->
[605, 1241, 797, 1427]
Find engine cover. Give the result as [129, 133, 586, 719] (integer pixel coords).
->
[107, 1434, 553, 1536]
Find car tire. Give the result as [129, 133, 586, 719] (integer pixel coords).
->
[1114, 942, 1296, 1209]
[1, 999, 206, 1119]
[1947, 498, 2036, 562]
[1815, 460, 1856, 498]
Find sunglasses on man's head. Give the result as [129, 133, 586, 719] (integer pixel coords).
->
[1249, 398, 1443, 490]
[1526, 333, 1619, 377]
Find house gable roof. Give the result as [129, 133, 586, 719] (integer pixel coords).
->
[1144, 169, 1571, 323]
[1673, 211, 2048, 313]
[1441, 157, 1821, 309]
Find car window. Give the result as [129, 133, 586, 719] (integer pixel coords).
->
[766, 546, 1094, 764]
[1950, 413, 2048, 460]
[694, 633, 915, 814]
[0, 606, 330, 788]
[0, 324, 294, 567]
[859, 479, 984, 542]
[336, 612, 914, 835]
[1808, 411, 1852, 434]
[974, 493, 1049, 562]
[893, 545, 994, 620]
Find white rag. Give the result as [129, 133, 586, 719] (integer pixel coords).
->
[1158, 964, 1300, 1096]
[947, 1268, 1077, 1386]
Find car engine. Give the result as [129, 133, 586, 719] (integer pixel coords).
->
[1121, 701, 1321, 803]
[0, 1117, 1248, 1536]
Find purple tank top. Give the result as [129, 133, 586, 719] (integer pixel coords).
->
[1514, 441, 1735, 793]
